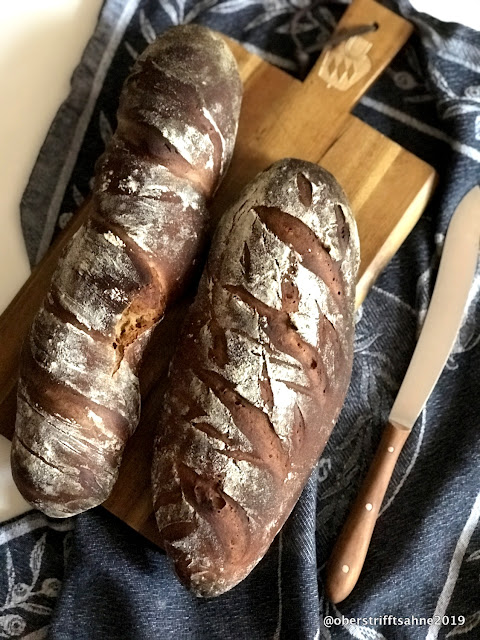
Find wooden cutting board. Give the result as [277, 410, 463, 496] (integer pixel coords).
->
[0, 0, 436, 544]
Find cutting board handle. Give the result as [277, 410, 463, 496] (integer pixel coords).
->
[305, 0, 413, 110]
[248, 0, 414, 167]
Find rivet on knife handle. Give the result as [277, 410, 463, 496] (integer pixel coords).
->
[325, 422, 409, 604]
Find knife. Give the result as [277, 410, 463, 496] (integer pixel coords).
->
[325, 185, 480, 604]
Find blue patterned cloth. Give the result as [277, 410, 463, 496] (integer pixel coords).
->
[3, 1, 480, 638]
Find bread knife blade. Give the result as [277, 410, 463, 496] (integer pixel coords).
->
[325, 185, 480, 604]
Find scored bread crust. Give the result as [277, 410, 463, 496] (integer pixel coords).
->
[152, 158, 360, 597]
[11, 25, 242, 518]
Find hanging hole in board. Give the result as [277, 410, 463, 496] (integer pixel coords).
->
[325, 22, 379, 49]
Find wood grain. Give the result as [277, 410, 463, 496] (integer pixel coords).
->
[0, 0, 436, 545]
[214, 0, 413, 207]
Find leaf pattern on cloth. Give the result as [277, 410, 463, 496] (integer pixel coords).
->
[99, 111, 114, 148]
[0, 516, 73, 638]
[1, 535, 54, 626]
[124, 40, 139, 60]
[427, 493, 480, 639]
[159, 0, 181, 25]
[448, 613, 480, 638]
[385, 42, 434, 107]
[431, 66, 480, 122]
[139, 9, 157, 43]
[444, 529, 480, 638]
[57, 212, 73, 230]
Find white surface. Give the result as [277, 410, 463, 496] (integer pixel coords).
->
[0, 0, 103, 522]
[409, 0, 480, 31]
[390, 186, 480, 430]
[0, 436, 30, 521]
[0, 0, 103, 315]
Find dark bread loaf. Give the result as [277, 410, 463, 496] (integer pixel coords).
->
[152, 158, 360, 596]
[11, 25, 242, 518]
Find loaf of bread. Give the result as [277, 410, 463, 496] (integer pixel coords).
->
[152, 158, 360, 596]
[11, 25, 242, 518]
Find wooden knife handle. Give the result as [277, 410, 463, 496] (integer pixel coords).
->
[325, 421, 410, 604]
